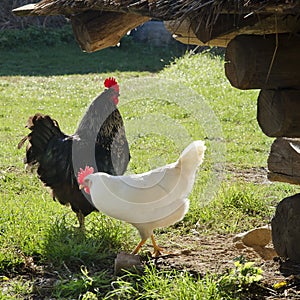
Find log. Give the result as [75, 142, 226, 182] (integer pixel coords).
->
[267, 137, 300, 185]
[191, 14, 266, 44]
[166, 14, 300, 47]
[164, 19, 205, 46]
[165, 19, 232, 47]
[257, 89, 300, 137]
[194, 14, 300, 44]
[71, 11, 149, 52]
[225, 34, 300, 90]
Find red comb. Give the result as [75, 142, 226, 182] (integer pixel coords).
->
[104, 77, 118, 88]
[77, 166, 94, 184]
[104, 77, 119, 105]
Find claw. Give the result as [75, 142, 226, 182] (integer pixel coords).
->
[151, 235, 164, 257]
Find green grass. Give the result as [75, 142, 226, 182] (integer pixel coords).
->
[162, 52, 271, 168]
[103, 260, 264, 300]
[0, 36, 297, 298]
[105, 265, 222, 300]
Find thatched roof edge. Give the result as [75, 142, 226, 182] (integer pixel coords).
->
[15, 0, 300, 24]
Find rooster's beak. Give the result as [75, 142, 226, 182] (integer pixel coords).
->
[79, 184, 84, 190]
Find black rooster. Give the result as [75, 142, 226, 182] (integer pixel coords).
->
[18, 78, 130, 229]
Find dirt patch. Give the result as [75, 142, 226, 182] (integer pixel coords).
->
[142, 234, 300, 299]
[226, 166, 270, 184]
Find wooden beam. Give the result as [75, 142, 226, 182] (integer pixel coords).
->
[191, 14, 265, 44]
[13, 2, 300, 50]
[164, 20, 203, 46]
[191, 14, 300, 42]
[71, 11, 149, 52]
[225, 34, 300, 90]
[164, 19, 231, 47]
[12, 1, 300, 51]
[257, 89, 300, 138]
[268, 138, 300, 185]
[165, 14, 300, 47]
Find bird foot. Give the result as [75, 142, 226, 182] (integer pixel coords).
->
[152, 250, 162, 258]
[152, 246, 166, 258]
[150, 235, 166, 257]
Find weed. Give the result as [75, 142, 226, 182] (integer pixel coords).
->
[218, 259, 263, 298]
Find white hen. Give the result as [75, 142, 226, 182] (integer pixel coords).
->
[78, 140, 206, 256]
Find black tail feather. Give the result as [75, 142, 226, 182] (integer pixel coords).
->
[19, 114, 66, 166]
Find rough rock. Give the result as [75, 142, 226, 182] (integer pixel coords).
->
[233, 225, 277, 260]
[114, 252, 143, 276]
[272, 194, 300, 262]
[233, 225, 272, 247]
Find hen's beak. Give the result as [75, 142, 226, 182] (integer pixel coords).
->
[79, 184, 84, 190]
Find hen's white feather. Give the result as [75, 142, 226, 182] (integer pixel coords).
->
[84, 140, 205, 238]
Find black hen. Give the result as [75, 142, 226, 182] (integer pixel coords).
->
[18, 78, 130, 229]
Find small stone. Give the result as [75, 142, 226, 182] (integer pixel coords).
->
[233, 225, 271, 247]
[114, 252, 142, 276]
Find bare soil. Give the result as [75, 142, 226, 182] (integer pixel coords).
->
[145, 231, 300, 299]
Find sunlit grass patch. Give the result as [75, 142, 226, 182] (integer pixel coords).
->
[0, 49, 297, 299]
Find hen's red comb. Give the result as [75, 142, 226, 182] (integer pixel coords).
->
[104, 77, 118, 88]
[77, 166, 94, 184]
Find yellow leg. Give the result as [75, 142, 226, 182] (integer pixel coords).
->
[151, 235, 164, 257]
[132, 239, 147, 255]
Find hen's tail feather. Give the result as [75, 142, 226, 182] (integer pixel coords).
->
[19, 114, 66, 166]
[179, 140, 206, 166]
[29, 115, 62, 150]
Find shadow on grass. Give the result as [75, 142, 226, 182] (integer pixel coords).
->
[41, 214, 133, 271]
[0, 40, 186, 76]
